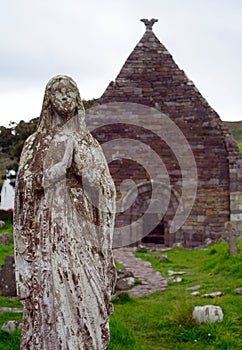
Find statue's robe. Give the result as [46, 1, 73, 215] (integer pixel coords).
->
[14, 76, 116, 350]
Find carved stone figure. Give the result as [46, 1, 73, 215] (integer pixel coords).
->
[223, 221, 240, 256]
[14, 75, 116, 349]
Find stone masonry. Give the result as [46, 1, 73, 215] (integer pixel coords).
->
[87, 19, 242, 248]
[0, 255, 16, 296]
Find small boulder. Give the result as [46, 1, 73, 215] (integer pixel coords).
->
[168, 270, 188, 276]
[136, 244, 148, 252]
[0, 220, 5, 229]
[116, 268, 136, 291]
[202, 292, 223, 298]
[186, 285, 200, 291]
[0, 233, 12, 246]
[191, 291, 201, 296]
[205, 238, 214, 246]
[116, 276, 136, 291]
[1, 320, 22, 333]
[172, 242, 183, 248]
[234, 287, 242, 294]
[193, 305, 223, 324]
[170, 277, 182, 283]
[158, 255, 168, 261]
[116, 268, 134, 280]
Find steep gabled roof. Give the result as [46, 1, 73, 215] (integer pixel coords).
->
[99, 19, 240, 159]
[99, 19, 209, 117]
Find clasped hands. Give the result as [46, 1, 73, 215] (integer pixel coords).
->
[42, 136, 74, 188]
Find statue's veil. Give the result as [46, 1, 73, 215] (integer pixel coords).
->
[37, 75, 86, 134]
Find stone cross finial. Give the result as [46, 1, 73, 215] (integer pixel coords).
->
[141, 18, 158, 31]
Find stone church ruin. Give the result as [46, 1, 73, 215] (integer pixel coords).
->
[88, 19, 242, 248]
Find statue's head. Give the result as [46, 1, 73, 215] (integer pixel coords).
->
[38, 75, 86, 133]
[49, 76, 79, 117]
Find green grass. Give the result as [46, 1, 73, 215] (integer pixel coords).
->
[110, 292, 241, 349]
[224, 121, 242, 153]
[238, 142, 242, 153]
[115, 260, 124, 270]
[0, 229, 241, 349]
[0, 297, 22, 309]
[0, 220, 23, 349]
[127, 241, 242, 349]
[0, 330, 21, 350]
[0, 219, 14, 267]
[225, 121, 242, 144]
[108, 316, 142, 350]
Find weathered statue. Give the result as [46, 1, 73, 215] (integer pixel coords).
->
[14, 75, 116, 349]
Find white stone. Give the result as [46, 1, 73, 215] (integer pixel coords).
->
[193, 305, 223, 324]
[172, 242, 183, 248]
[231, 213, 242, 221]
[158, 255, 168, 261]
[170, 277, 182, 283]
[1, 320, 22, 333]
[202, 291, 223, 298]
[191, 291, 201, 296]
[197, 215, 205, 222]
[168, 270, 187, 276]
[186, 285, 200, 291]
[205, 238, 213, 246]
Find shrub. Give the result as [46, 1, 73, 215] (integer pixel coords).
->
[0, 210, 13, 223]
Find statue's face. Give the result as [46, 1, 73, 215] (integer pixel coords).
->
[50, 79, 78, 116]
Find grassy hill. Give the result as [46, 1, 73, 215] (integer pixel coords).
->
[225, 121, 242, 152]
[225, 121, 242, 143]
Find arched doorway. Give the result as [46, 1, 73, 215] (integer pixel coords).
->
[120, 180, 182, 247]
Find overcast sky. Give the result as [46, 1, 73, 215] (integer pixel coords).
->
[1, 0, 242, 127]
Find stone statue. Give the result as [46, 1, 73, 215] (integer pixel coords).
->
[140, 18, 158, 31]
[14, 75, 116, 349]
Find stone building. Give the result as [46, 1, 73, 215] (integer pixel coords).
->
[88, 19, 242, 248]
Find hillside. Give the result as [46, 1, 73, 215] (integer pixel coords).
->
[225, 121, 242, 143]
[225, 121, 242, 152]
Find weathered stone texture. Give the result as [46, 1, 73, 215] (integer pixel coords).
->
[0, 233, 12, 246]
[0, 255, 16, 297]
[1, 320, 22, 333]
[14, 76, 116, 350]
[223, 221, 242, 255]
[193, 305, 223, 324]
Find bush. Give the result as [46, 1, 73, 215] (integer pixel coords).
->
[0, 210, 13, 223]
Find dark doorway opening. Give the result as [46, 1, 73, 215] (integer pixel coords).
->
[142, 213, 164, 244]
